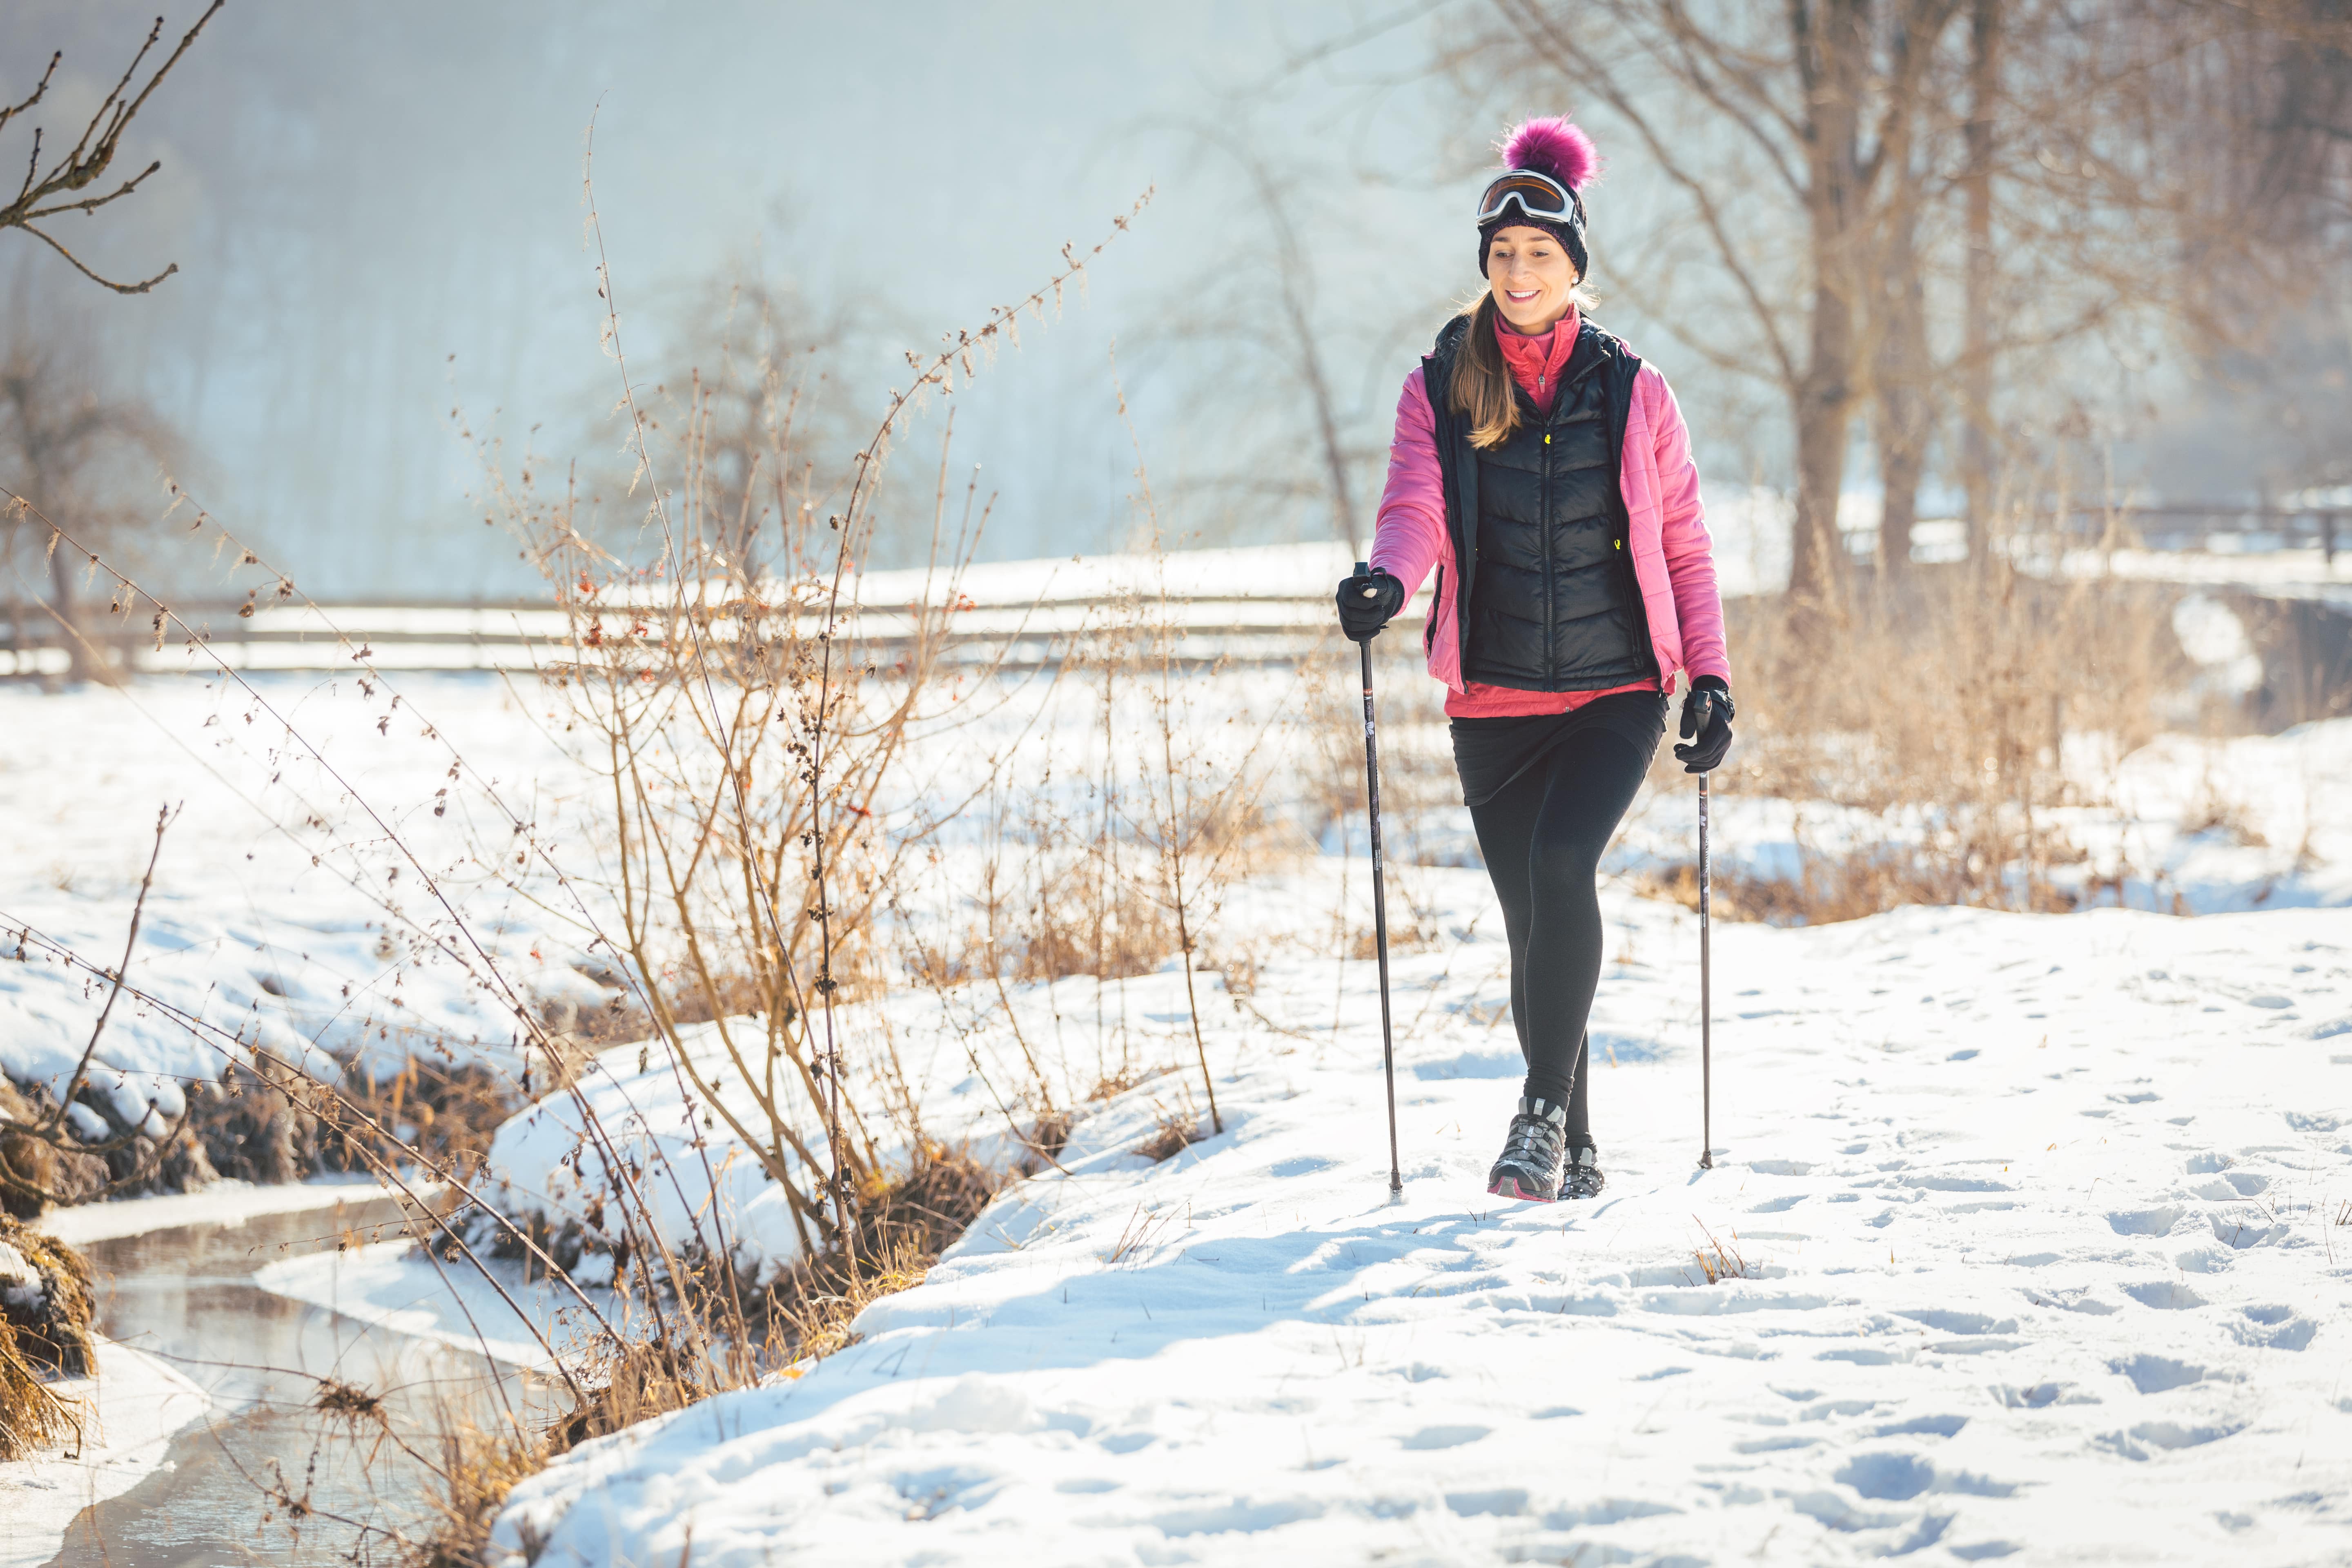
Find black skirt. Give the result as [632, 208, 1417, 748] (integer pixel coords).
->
[1449, 690, 1669, 808]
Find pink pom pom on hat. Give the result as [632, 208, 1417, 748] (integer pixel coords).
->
[1499, 116, 1599, 192]
[1478, 115, 1599, 278]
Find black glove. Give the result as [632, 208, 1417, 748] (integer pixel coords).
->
[1673, 675, 1735, 773]
[1336, 567, 1405, 643]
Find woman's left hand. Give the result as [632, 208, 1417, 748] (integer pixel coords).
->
[1674, 676, 1735, 773]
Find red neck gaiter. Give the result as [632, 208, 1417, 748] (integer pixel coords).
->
[1493, 307, 1581, 416]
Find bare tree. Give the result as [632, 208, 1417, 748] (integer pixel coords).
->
[0, 335, 179, 682]
[1957, 0, 2000, 560]
[1142, 117, 1388, 548]
[1441, 0, 2349, 603]
[649, 272, 873, 573]
[0, 2, 223, 295]
[1457, 0, 1962, 609]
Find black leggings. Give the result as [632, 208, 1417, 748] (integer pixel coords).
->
[1459, 714, 1660, 1138]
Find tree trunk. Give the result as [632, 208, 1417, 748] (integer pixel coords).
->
[1960, 0, 2001, 565]
[1873, 176, 1933, 582]
[1792, 287, 1855, 611]
[47, 527, 93, 683]
[1788, 0, 1872, 614]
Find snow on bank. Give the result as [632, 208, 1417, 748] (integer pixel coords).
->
[0, 673, 610, 1121]
[35, 1174, 402, 1247]
[255, 1238, 613, 1372]
[487, 888, 2352, 1566]
[0, 1338, 208, 1568]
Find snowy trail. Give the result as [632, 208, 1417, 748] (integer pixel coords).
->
[489, 884, 2352, 1566]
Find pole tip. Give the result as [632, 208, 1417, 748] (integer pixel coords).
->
[1699, 1152, 1714, 1169]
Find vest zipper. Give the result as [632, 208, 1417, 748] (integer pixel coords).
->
[1541, 397, 1557, 682]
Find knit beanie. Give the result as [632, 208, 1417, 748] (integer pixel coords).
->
[1478, 117, 1599, 281]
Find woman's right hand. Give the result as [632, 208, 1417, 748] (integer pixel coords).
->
[1336, 569, 1405, 642]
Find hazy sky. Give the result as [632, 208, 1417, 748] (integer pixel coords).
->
[1, 1, 1466, 598]
[11, 3, 2299, 605]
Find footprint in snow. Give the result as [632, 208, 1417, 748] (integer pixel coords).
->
[2112, 1353, 2207, 1394]
[2106, 1205, 2186, 1236]
[2207, 1214, 2294, 1249]
[2095, 1420, 2245, 1459]
[2230, 1308, 2317, 1351]
[1837, 1451, 2016, 1500]
[2123, 1281, 2207, 1310]
[1399, 1425, 1489, 1450]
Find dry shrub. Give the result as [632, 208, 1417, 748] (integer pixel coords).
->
[325, 1060, 520, 1178]
[1087, 1064, 1163, 1102]
[1006, 858, 1178, 984]
[0, 1218, 92, 1462]
[767, 1143, 1005, 1343]
[1023, 1107, 1075, 1169]
[1701, 560, 2195, 922]
[0, 1219, 93, 1376]
[0, 1074, 109, 1216]
[1135, 1112, 1201, 1163]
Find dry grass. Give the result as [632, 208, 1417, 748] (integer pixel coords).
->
[1660, 557, 2203, 924]
[0, 1341, 76, 1464]
[1688, 1219, 1757, 1285]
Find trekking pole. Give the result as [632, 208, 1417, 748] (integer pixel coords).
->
[1355, 562, 1404, 1196]
[1697, 770, 1714, 1170]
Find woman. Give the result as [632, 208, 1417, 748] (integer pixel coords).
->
[1336, 117, 1734, 1203]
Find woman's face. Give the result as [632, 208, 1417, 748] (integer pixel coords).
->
[1485, 225, 1579, 333]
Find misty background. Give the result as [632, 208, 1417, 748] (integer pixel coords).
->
[2, 1, 2344, 604]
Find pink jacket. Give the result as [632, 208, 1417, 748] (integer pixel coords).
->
[1368, 328, 1731, 697]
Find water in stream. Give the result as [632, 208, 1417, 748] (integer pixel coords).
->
[47, 1196, 544, 1566]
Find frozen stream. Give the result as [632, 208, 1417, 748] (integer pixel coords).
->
[44, 1195, 536, 1566]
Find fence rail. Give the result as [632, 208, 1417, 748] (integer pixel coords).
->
[0, 594, 1387, 677]
[2060, 503, 2350, 561]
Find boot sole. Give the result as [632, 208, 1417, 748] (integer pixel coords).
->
[1487, 1176, 1557, 1203]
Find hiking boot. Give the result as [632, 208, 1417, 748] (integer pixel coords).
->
[1563, 1141, 1605, 1200]
[1486, 1096, 1568, 1202]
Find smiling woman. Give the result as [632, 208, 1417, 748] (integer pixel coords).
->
[1335, 115, 1733, 1206]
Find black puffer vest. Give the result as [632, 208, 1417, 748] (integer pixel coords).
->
[1423, 314, 1656, 692]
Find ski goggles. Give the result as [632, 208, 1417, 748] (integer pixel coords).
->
[1474, 169, 1585, 227]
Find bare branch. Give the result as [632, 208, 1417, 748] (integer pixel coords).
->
[0, 0, 223, 293]
[43, 803, 174, 1139]
[0, 51, 61, 143]
[24, 156, 165, 222]
[1648, 0, 1810, 194]
[18, 222, 178, 295]
[1493, 0, 1802, 390]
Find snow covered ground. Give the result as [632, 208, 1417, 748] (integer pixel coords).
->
[0, 673, 610, 1126]
[478, 878, 2352, 1567]
[5, 634, 2346, 1561]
